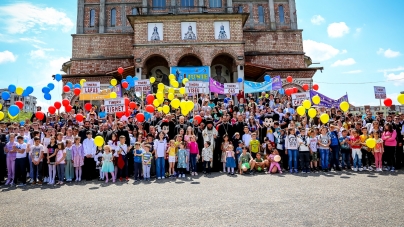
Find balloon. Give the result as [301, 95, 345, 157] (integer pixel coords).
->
[21, 90, 29, 97]
[285, 88, 292, 96]
[76, 114, 84, 122]
[177, 87, 185, 95]
[80, 79, 86, 86]
[1, 91, 10, 100]
[241, 163, 250, 171]
[171, 98, 180, 108]
[110, 92, 117, 99]
[74, 88, 81, 96]
[54, 101, 62, 110]
[44, 93, 51, 100]
[398, 94, 404, 105]
[312, 95, 320, 105]
[74, 84, 81, 89]
[25, 86, 34, 94]
[94, 136, 104, 147]
[122, 81, 128, 89]
[8, 84, 16, 93]
[65, 105, 72, 112]
[145, 105, 155, 113]
[366, 138, 376, 149]
[15, 101, 23, 110]
[180, 100, 187, 110]
[133, 77, 138, 81]
[157, 98, 164, 105]
[66, 82, 73, 89]
[302, 100, 311, 109]
[48, 106, 56, 115]
[156, 92, 164, 100]
[157, 83, 165, 90]
[123, 98, 129, 107]
[16, 87, 24, 96]
[384, 98, 392, 107]
[286, 76, 293, 83]
[146, 94, 155, 104]
[129, 102, 137, 109]
[169, 74, 176, 80]
[168, 88, 175, 94]
[157, 107, 163, 112]
[168, 93, 174, 100]
[55, 74, 62, 82]
[20, 121, 25, 126]
[264, 75, 270, 82]
[340, 101, 349, 112]
[186, 100, 194, 111]
[111, 79, 117, 86]
[274, 155, 281, 162]
[182, 78, 189, 85]
[42, 87, 50, 94]
[47, 83, 55, 91]
[149, 77, 156, 84]
[265, 94, 269, 98]
[0, 112, 4, 121]
[194, 115, 202, 124]
[117, 67, 124, 74]
[320, 113, 329, 124]
[116, 112, 124, 118]
[296, 106, 306, 116]
[308, 108, 317, 118]
[302, 84, 309, 91]
[35, 111, 45, 120]
[153, 99, 160, 107]
[293, 87, 298, 93]
[63, 85, 70, 93]
[62, 99, 70, 107]
[0, 103, 2, 110]
[162, 105, 170, 114]
[181, 108, 189, 116]
[8, 113, 18, 120]
[135, 113, 145, 122]
[8, 105, 19, 117]
[85, 103, 92, 111]
[171, 80, 179, 88]
[237, 78, 243, 83]
[313, 84, 319, 91]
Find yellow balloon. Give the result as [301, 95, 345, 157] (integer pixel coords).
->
[296, 106, 306, 116]
[366, 138, 376, 149]
[320, 113, 329, 124]
[168, 93, 174, 100]
[158, 83, 165, 90]
[179, 87, 186, 95]
[162, 105, 170, 114]
[158, 98, 164, 104]
[110, 92, 117, 98]
[156, 92, 164, 100]
[186, 100, 194, 111]
[94, 136, 104, 147]
[153, 99, 160, 107]
[8, 112, 18, 120]
[80, 79, 86, 86]
[340, 101, 349, 112]
[169, 74, 176, 80]
[110, 79, 117, 86]
[180, 99, 187, 109]
[157, 88, 164, 94]
[157, 107, 163, 112]
[181, 108, 189, 116]
[16, 87, 24, 96]
[168, 88, 175, 94]
[171, 98, 180, 108]
[149, 77, 156, 84]
[182, 78, 189, 85]
[0, 103, 2, 110]
[265, 94, 269, 98]
[302, 100, 311, 109]
[308, 108, 317, 118]
[171, 80, 179, 88]
[398, 94, 404, 105]
[0, 112, 4, 120]
[312, 95, 321, 105]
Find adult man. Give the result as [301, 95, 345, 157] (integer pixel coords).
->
[78, 121, 96, 143]
[97, 123, 112, 143]
[73, 100, 82, 114]
[234, 115, 247, 136]
[213, 93, 221, 106]
[30, 106, 46, 123]
[218, 114, 234, 139]
[116, 121, 130, 146]
[393, 116, 403, 169]
[174, 116, 189, 135]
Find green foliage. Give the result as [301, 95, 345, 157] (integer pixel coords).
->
[0, 111, 33, 123]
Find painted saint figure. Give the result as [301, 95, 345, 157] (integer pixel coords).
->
[150, 25, 160, 41]
[217, 24, 228, 40]
[183, 24, 196, 40]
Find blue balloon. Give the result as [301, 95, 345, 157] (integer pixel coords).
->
[74, 83, 81, 89]
[121, 79, 127, 83]
[66, 82, 73, 89]
[144, 112, 151, 121]
[1, 91, 10, 100]
[20, 121, 25, 126]
[47, 83, 55, 91]
[237, 78, 243, 83]
[133, 77, 139, 81]
[264, 75, 271, 82]
[21, 90, 29, 97]
[8, 84, 16, 93]
[55, 74, 62, 82]
[25, 86, 34, 94]
[44, 93, 51, 100]
[8, 105, 20, 117]
[42, 87, 50, 94]
[278, 88, 284, 95]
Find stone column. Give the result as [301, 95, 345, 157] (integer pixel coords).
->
[288, 0, 297, 29]
[237, 65, 244, 90]
[77, 0, 84, 34]
[268, 0, 275, 30]
[143, 0, 148, 14]
[227, 0, 233, 13]
[136, 67, 143, 79]
[99, 0, 105, 33]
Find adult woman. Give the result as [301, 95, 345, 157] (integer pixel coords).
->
[273, 98, 282, 110]
[98, 105, 106, 122]
[154, 131, 167, 179]
[247, 117, 259, 134]
[382, 123, 397, 171]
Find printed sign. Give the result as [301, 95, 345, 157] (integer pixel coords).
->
[374, 86, 386, 99]
[134, 80, 151, 93]
[82, 82, 100, 94]
[291, 92, 310, 107]
[104, 98, 125, 113]
[170, 66, 210, 84]
[185, 82, 208, 95]
[224, 83, 239, 94]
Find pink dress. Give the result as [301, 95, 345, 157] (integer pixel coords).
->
[72, 144, 84, 167]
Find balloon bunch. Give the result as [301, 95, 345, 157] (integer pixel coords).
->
[285, 87, 298, 96]
[120, 75, 139, 89]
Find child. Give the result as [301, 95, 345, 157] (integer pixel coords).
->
[235, 141, 243, 170]
[72, 136, 84, 182]
[225, 145, 236, 175]
[221, 135, 230, 173]
[285, 128, 299, 173]
[64, 140, 74, 182]
[268, 149, 282, 174]
[47, 137, 58, 185]
[133, 142, 143, 181]
[249, 132, 260, 159]
[317, 127, 331, 172]
[275, 129, 287, 171]
[101, 145, 115, 183]
[188, 135, 199, 176]
[141, 144, 152, 181]
[339, 130, 351, 170]
[309, 130, 319, 172]
[298, 130, 310, 173]
[30, 137, 44, 185]
[94, 145, 104, 181]
[201, 141, 213, 175]
[14, 136, 27, 187]
[154, 131, 167, 180]
[117, 135, 128, 181]
[349, 129, 362, 172]
[360, 127, 373, 171]
[176, 142, 188, 178]
[373, 131, 384, 171]
[55, 142, 66, 185]
[242, 126, 251, 149]
[239, 146, 252, 175]
[166, 140, 177, 178]
[4, 133, 18, 186]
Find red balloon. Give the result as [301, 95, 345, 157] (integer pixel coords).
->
[35, 111, 44, 120]
[48, 106, 56, 114]
[65, 105, 72, 112]
[76, 114, 84, 122]
[129, 102, 137, 109]
[302, 84, 309, 91]
[122, 81, 129, 89]
[293, 87, 298, 93]
[136, 113, 145, 122]
[117, 67, 124, 74]
[62, 99, 70, 106]
[145, 105, 155, 113]
[116, 111, 124, 118]
[146, 94, 155, 104]
[285, 88, 292, 96]
[194, 115, 202, 124]
[287, 76, 293, 83]
[63, 85, 70, 93]
[313, 84, 319, 91]
[54, 101, 62, 110]
[85, 103, 92, 111]
[125, 109, 131, 117]
[15, 101, 23, 110]
[74, 88, 81, 96]
[384, 98, 393, 107]
[124, 97, 130, 106]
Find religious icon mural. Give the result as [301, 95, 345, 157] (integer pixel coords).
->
[214, 21, 230, 40]
[181, 22, 197, 40]
[211, 64, 231, 83]
[148, 66, 170, 92]
[148, 23, 163, 41]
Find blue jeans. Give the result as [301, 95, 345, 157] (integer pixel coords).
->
[190, 154, 197, 172]
[287, 149, 298, 170]
[28, 155, 34, 179]
[319, 149, 330, 170]
[155, 157, 165, 178]
[341, 149, 351, 168]
[330, 145, 340, 168]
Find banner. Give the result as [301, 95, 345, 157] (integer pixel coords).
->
[244, 76, 282, 94]
[209, 78, 224, 94]
[374, 86, 386, 99]
[185, 81, 209, 95]
[82, 82, 100, 94]
[104, 98, 125, 113]
[79, 85, 122, 101]
[310, 90, 349, 108]
[170, 66, 210, 84]
[224, 83, 239, 94]
[134, 80, 151, 93]
[291, 92, 310, 107]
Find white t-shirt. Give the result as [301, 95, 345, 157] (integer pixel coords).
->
[30, 144, 44, 162]
[16, 143, 27, 159]
[42, 137, 51, 154]
[242, 134, 252, 148]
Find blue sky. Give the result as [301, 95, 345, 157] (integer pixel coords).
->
[0, 0, 403, 110]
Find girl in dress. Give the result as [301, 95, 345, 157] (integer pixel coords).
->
[55, 142, 66, 185]
[101, 145, 115, 183]
[166, 140, 177, 178]
[41, 129, 51, 183]
[47, 137, 58, 185]
[184, 127, 194, 172]
[225, 145, 236, 175]
[373, 131, 384, 171]
[267, 149, 282, 174]
[108, 132, 119, 181]
[221, 135, 230, 173]
[176, 142, 188, 178]
[64, 140, 74, 182]
[94, 145, 104, 181]
[72, 136, 84, 182]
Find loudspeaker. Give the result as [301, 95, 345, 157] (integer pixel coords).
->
[136, 68, 140, 73]
[240, 66, 243, 70]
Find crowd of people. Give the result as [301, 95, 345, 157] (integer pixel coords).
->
[0, 90, 403, 187]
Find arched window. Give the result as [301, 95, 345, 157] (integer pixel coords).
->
[132, 8, 138, 15]
[89, 9, 95, 27]
[279, 5, 285, 23]
[111, 8, 116, 27]
[258, 6, 264, 23]
[209, 0, 222, 8]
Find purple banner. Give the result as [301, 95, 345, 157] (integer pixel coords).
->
[209, 78, 224, 94]
[271, 76, 282, 91]
[310, 90, 349, 108]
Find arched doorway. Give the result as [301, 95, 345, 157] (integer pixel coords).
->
[144, 55, 170, 92]
[210, 54, 236, 83]
[177, 54, 203, 66]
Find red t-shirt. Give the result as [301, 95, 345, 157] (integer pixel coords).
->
[350, 136, 361, 149]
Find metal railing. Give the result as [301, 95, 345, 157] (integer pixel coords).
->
[142, 5, 238, 15]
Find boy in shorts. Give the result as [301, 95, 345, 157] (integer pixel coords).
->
[309, 130, 319, 172]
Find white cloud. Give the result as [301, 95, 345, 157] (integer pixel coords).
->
[377, 66, 404, 73]
[377, 48, 401, 58]
[30, 46, 54, 59]
[327, 22, 350, 38]
[340, 49, 348, 54]
[343, 70, 362, 74]
[311, 15, 325, 25]
[384, 72, 404, 86]
[354, 28, 362, 37]
[19, 37, 46, 44]
[331, 58, 356, 67]
[0, 50, 17, 64]
[0, 3, 74, 34]
[303, 39, 340, 62]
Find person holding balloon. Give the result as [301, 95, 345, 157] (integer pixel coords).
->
[372, 131, 384, 172]
[317, 127, 331, 172]
[381, 123, 397, 172]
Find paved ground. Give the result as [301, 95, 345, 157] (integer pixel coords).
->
[0, 170, 403, 227]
